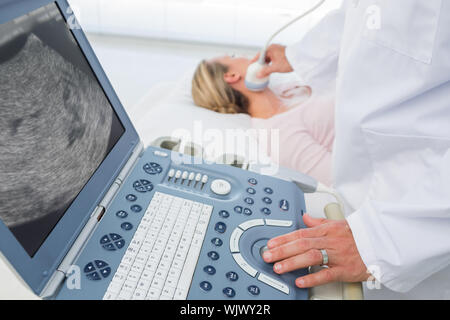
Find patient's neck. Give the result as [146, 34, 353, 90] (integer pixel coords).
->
[246, 88, 287, 119]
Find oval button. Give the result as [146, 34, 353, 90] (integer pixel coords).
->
[211, 237, 223, 247]
[200, 281, 212, 292]
[214, 222, 227, 234]
[204, 265, 216, 275]
[208, 251, 220, 261]
[226, 271, 239, 282]
[223, 287, 236, 298]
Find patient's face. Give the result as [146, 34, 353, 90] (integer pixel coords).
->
[214, 55, 251, 78]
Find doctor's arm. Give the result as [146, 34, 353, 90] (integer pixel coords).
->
[254, 2, 347, 86]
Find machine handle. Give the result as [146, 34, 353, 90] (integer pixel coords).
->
[323, 203, 364, 300]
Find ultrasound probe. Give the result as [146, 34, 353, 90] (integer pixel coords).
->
[245, 0, 326, 91]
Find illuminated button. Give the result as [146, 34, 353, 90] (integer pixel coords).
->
[219, 210, 230, 219]
[234, 206, 243, 214]
[214, 222, 227, 234]
[229, 228, 243, 253]
[211, 238, 223, 247]
[100, 267, 111, 278]
[279, 199, 289, 211]
[210, 179, 232, 196]
[223, 287, 236, 298]
[244, 197, 254, 205]
[262, 197, 272, 204]
[84, 262, 95, 273]
[265, 219, 293, 227]
[258, 273, 289, 295]
[248, 178, 258, 185]
[126, 194, 137, 202]
[100, 235, 111, 244]
[203, 266, 216, 275]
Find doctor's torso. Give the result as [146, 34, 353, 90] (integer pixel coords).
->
[333, 0, 450, 299]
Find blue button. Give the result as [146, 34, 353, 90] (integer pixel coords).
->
[200, 281, 212, 292]
[248, 178, 257, 185]
[226, 271, 239, 282]
[133, 180, 153, 193]
[262, 197, 272, 204]
[100, 235, 110, 244]
[86, 272, 101, 281]
[103, 243, 116, 251]
[83, 262, 95, 273]
[214, 222, 226, 234]
[100, 267, 111, 278]
[219, 210, 230, 218]
[264, 187, 273, 194]
[204, 265, 216, 275]
[223, 287, 236, 298]
[243, 208, 252, 216]
[211, 238, 223, 247]
[246, 187, 256, 195]
[248, 285, 260, 296]
[95, 260, 108, 269]
[110, 233, 121, 241]
[121, 222, 133, 231]
[116, 210, 128, 219]
[115, 239, 125, 249]
[126, 194, 137, 202]
[234, 206, 243, 214]
[261, 207, 271, 215]
[131, 204, 142, 213]
[279, 199, 290, 211]
[208, 251, 220, 261]
[244, 197, 254, 205]
[144, 162, 162, 175]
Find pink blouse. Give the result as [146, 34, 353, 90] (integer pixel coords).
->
[251, 90, 335, 186]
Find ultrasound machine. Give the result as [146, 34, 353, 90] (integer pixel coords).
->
[0, 0, 322, 300]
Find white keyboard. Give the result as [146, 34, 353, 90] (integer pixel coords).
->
[103, 192, 213, 300]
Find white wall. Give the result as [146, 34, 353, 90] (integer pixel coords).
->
[68, 0, 342, 48]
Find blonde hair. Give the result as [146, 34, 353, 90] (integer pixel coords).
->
[192, 60, 249, 114]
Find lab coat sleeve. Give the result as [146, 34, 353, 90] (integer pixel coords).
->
[285, 3, 347, 87]
[346, 135, 450, 292]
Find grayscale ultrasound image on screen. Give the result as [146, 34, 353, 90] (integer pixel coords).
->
[0, 3, 125, 256]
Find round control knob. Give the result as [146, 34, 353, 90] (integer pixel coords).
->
[210, 179, 232, 196]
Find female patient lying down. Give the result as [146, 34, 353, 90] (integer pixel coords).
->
[191, 55, 335, 186]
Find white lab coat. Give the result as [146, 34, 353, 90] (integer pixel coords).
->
[286, 0, 450, 299]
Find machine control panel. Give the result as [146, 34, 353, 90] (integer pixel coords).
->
[56, 147, 308, 300]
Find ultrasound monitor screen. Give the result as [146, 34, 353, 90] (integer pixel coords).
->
[0, 3, 125, 257]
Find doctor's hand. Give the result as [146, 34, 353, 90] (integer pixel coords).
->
[262, 214, 370, 288]
[251, 44, 293, 78]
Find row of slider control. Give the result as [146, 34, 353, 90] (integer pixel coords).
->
[167, 169, 209, 190]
